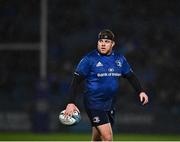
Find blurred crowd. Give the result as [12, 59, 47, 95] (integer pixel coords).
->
[0, 0, 180, 132]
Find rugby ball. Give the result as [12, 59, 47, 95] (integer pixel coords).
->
[59, 110, 81, 125]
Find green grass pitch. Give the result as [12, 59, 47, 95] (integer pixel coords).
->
[0, 132, 180, 141]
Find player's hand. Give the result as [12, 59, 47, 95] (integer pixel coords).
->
[139, 92, 148, 105]
[64, 103, 79, 117]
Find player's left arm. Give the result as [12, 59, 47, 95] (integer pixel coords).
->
[123, 71, 149, 105]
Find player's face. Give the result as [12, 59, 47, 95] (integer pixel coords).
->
[97, 39, 115, 55]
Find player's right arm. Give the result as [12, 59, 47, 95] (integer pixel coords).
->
[64, 73, 84, 116]
[64, 56, 90, 116]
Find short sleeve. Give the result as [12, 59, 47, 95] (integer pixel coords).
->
[121, 56, 133, 75]
[75, 56, 90, 77]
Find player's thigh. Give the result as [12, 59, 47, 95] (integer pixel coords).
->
[86, 109, 113, 140]
[96, 123, 113, 140]
[92, 126, 101, 141]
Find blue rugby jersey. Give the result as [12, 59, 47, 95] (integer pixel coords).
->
[75, 49, 133, 111]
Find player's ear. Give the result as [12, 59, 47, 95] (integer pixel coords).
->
[112, 41, 115, 47]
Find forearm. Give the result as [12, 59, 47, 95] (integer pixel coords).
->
[67, 72, 84, 104]
[123, 72, 143, 94]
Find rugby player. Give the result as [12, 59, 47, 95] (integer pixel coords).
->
[64, 29, 148, 141]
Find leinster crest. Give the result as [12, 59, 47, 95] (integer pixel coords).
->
[115, 60, 122, 67]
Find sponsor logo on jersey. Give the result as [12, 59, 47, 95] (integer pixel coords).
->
[108, 68, 114, 72]
[96, 61, 103, 67]
[97, 73, 121, 77]
[93, 116, 100, 123]
[115, 60, 122, 67]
